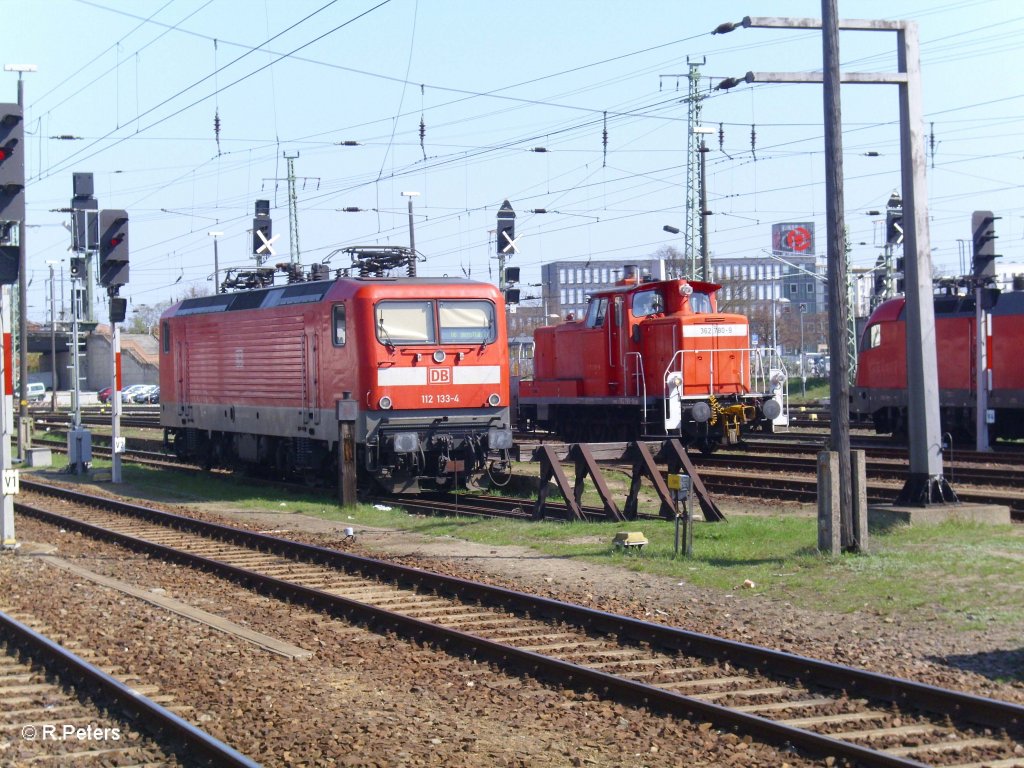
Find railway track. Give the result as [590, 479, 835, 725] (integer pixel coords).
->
[695, 452, 1024, 491]
[516, 439, 1024, 520]
[14, 478, 1024, 767]
[38, 431, 1024, 522]
[0, 607, 257, 767]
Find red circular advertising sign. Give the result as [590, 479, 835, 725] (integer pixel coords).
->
[784, 226, 812, 252]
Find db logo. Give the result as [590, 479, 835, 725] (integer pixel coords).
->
[428, 368, 451, 385]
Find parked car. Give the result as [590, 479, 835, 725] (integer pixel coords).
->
[97, 386, 113, 404]
[133, 385, 159, 404]
[27, 382, 47, 403]
[120, 384, 149, 403]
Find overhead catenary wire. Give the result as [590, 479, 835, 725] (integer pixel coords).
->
[19, 1, 1023, 306]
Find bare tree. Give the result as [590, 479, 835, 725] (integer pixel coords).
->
[654, 245, 686, 280]
[125, 285, 210, 335]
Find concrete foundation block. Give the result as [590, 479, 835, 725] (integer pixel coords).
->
[24, 447, 52, 468]
[869, 503, 1011, 527]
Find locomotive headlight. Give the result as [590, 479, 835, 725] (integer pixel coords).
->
[691, 401, 712, 423]
[679, 283, 693, 296]
[488, 427, 514, 450]
[392, 432, 419, 453]
[379, 395, 393, 410]
[487, 392, 501, 407]
[433, 350, 446, 363]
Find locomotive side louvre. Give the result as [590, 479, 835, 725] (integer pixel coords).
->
[161, 277, 514, 492]
[516, 274, 782, 449]
[990, 291, 1024, 396]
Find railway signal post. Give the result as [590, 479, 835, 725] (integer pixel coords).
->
[108, 291, 125, 483]
[496, 200, 517, 301]
[0, 285, 15, 548]
[971, 210, 999, 452]
[99, 208, 129, 483]
[64, 174, 97, 475]
[0, 96, 25, 549]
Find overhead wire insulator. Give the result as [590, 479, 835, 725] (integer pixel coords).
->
[602, 111, 608, 168]
[212, 38, 222, 157]
[929, 121, 936, 169]
[750, 123, 757, 160]
[717, 122, 733, 160]
[419, 83, 427, 161]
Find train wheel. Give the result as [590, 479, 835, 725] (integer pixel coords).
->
[273, 440, 289, 477]
[172, 430, 189, 460]
[698, 438, 719, 455]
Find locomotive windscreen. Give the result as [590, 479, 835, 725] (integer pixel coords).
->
[439, 300, 496, 343]
[375, 299, 497, 345]
[377, 301, 435, 343]
[689, 292, 712, 314]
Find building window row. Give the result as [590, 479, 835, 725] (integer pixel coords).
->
[559, 267, 615, 285]
[716, 263, 785, 282]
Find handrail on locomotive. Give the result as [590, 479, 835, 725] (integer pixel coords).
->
[660, 346, 788, 434]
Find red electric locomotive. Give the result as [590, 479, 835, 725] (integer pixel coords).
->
[159, 275, 514, 493]
[516, 267, 783, 451]
[851, 279, 1024, 442]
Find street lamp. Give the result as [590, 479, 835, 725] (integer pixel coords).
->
[662, 226, 684, 279]
[773, 295, 790, 358]
[799, 302, 807, 397]
[401, 191, 419, 277]
[208, 231, 224, 293]
[45, 260, 60, 413]
[6, 64, 37, 464]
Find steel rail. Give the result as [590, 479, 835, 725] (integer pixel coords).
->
[17, 480, 1024, 765]
[0, 608, 261, 768]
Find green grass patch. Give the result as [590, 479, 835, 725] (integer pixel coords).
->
[23, 459, 1024, 634]
[787, 377, 829, 404]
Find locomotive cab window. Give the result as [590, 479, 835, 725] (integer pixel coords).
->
[332, 304, 346, 346]
[376, 301, 436, 345]
[161, 322, 170, 353]
[438, 300, 496, 344]
[632, 289, 664, 318]
[689, 291, 712, 314]
[865, 323, 882, 351]
[585, 297, 608, 328]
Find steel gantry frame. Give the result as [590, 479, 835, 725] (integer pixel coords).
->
[714, 13, 955, 549]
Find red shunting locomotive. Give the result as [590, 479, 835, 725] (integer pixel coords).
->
[852, 278, 1024, 442]
[515, 266, 782, 451]
[159, 276, 514, 493]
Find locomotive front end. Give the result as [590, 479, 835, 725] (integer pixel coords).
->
[517, 272, 784, 450]
[359, 286, 513, 492]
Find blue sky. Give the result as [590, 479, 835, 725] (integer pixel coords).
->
[6, 0, 1023, 322]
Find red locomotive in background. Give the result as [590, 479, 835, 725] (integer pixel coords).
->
[515, 267, 783, 452]
[852, 278, 1024, 442]
[160, 273, 514, 493]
